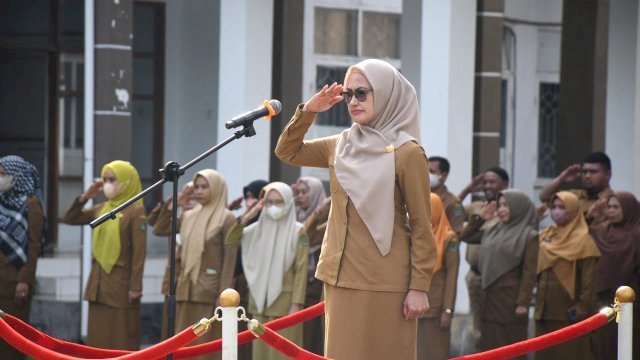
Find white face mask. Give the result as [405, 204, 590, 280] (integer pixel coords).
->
[0, 175, 14, 193]
[103, 182, 121, 199]
[429, 173, 441, 189]
[265, 205, 285, 220]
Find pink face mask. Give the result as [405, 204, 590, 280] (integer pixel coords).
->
[550, 208, 569, 225]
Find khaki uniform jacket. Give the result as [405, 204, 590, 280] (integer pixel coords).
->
[63, 197, 146, 308]
[149, 201, 181, 295]
[535, 257, 598, 321]
[422, 233, 460, 318]
[0, 197, 45, 297]
[275, 106, 437, 292]
[152, 201, 238, 304]
[479, 233, 539, 324]
[226, 222, 308, 317]
[434, 186, 466, 235]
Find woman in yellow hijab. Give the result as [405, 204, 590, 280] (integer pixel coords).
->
[534, 191, 600, 360]
[63, 160, 146, 350]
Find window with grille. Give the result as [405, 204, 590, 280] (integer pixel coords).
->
[538, 82, 559, 178]
[311, 5, 401, 127]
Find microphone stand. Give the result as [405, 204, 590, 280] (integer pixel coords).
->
[90, 122, 258, 359]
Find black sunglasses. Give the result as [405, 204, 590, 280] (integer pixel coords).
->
[340, 88, 373, 103]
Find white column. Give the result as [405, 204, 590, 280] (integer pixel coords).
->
[217, 0, 274, 199]
[605, 0, 640, 194]
[81, 0, 95, 340]
[403, 0, 476, 199]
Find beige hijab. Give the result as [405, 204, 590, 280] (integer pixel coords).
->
[538, 191, 601, 299]
[241, 182, 304, 313]
[334, 59, 422, 256]
[180, 169, 231, 284]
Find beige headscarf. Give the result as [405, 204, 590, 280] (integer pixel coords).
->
[180, 169, 231, 284]
[295, 176, 327, 223]
[241, 182, 304, 313]
[334, 59, 422, 256]
[537, 191, 601, 299]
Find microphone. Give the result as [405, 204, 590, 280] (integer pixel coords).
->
[225, 100, 282, 129]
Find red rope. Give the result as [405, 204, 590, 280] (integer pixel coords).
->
[0, 301, 326, 359]
[0, 314, 199, 360]
[451, 312, 611, 360]
[252, 324, 329, 360]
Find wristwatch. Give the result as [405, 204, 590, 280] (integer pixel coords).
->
[444, 308, 452, 315]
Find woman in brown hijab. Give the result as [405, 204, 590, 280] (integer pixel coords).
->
[534, 191, 601, 360]
[590, 191, 640, 360]
[275, 59, 436, 360]
[465, 189, 538, 358]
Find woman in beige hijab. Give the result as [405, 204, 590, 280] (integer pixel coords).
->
[227, 182, 308, 360]
[534, 191, 600, 360]
[275, 59, 436, 359]
[152, 169, 237, 360]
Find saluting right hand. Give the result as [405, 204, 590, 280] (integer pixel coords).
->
[80, 179, 103, 202]
[560, 164, 581, 183]
[240, 199, 264, 226]
[302, 83, 344, 113]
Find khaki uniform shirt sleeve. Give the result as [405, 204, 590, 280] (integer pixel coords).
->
[220, 214, 239, 292]
[291, 231, 309, 305]
[442, 234, 460, 311]
[62, 197, 101, 225]
[275, 105, 337, 168]
[516, 232, 539, 307]
[17, 197, 45, 285]
[151, 200, 174, 236]
[444, 197, 466, 235]
[129, 206, 147, 292]
[224, 220, 244, 246]
[459, 215, 485, 244]
[398, 144, 437, 291]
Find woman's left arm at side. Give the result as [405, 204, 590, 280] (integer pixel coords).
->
[574, 256, 598, 319]
[290, 230, 309, 314]
[399, 144, 437, 319]
[441, 234, 460, 327]
[15, 197, 45, 302]
[128, 206, 147, 303]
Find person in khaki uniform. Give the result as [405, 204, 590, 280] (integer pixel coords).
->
[428, 156, 466, 234]
[0, 156, 45, 360]
[152, 170, 238, 360]
[458, 167, 509, 350]
[535, 191, 600, 360]
[539, 152, 613, 227]
[63, 160, 146, 350]
[275, 59, 436, 360]
[417, 194, 459, 360]
[461, 190, 538, 358]
[226, 182, 308, 360]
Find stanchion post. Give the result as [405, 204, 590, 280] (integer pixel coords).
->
[219, 288, 241, 360]
[615, 286, 635, 360]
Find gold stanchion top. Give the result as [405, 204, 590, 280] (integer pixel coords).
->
[219, 288, 241, 308]
[615, 286, 636, 303]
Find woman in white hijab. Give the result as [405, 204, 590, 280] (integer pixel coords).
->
[275, 59, 436, 359]
[226, 182, 308, 360]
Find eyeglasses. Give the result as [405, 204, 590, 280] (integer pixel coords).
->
[340, 88, 373, 103]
